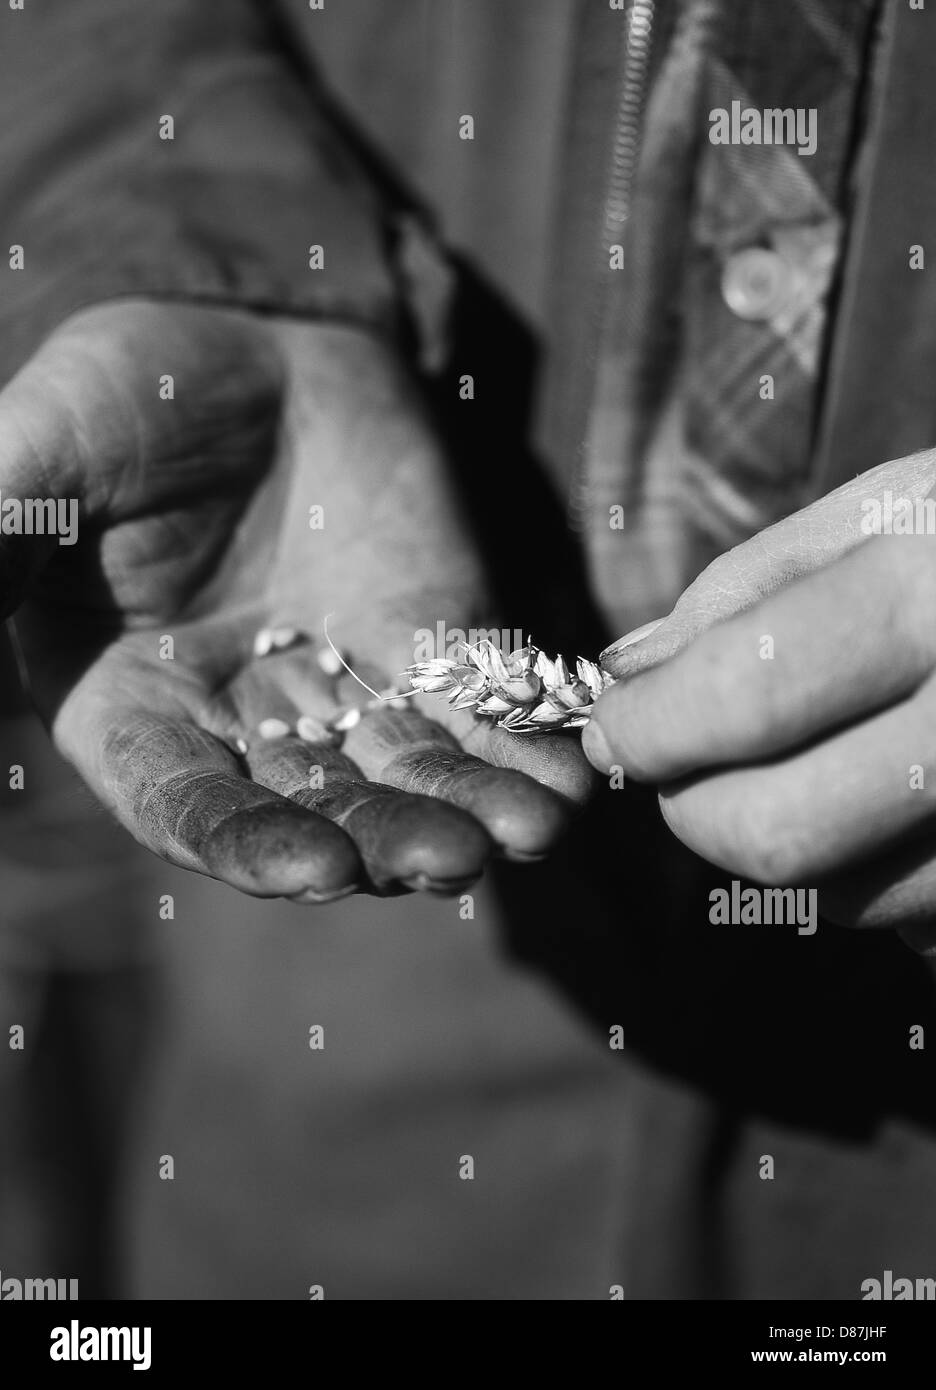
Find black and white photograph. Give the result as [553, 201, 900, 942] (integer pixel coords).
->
[0, 0, 934, 1353]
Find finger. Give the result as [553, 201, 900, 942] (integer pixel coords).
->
[432, 702, 598, 809]
[342, 705, 576, 859]
[821, 841, 936, 958]
[585, 535, 936, 782]
[601, 451, 936, 679]
[228, 653, 498, 883]
[244, 734, 492, 893]
[655, 677, 936, 886]
[92, 710, 362, 902]
[812, 828, 936, 936]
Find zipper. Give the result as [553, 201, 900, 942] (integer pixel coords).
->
[571, 0, 658, 523]
[602, 1, 657, 248]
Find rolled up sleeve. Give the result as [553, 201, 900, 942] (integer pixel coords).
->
[0, 0, 416, 384]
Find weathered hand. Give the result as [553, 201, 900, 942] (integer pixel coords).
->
[585, 451, 936, 948]
[0, 301, 591, 901]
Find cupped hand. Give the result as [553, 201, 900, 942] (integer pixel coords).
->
[0, 301, 592, 901]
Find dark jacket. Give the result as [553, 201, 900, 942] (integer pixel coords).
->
[3, 0, 936, 1300]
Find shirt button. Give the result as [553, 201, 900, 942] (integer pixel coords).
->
[721, 247, 792, 321]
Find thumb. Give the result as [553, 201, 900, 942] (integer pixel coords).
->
[600, 449, 936, 679]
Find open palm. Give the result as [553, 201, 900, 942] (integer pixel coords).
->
[2, 301, 591, 901]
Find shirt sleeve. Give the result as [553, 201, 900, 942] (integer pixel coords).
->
[0, 0, 446, 385]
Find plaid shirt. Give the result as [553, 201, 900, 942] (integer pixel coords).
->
[0, 0, 887, 644]
[542, 0, 881, 632]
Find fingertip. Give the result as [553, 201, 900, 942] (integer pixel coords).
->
[445, 767, 573, 857]
[287, 883, 359, 906]
[482, 729, 600, 807]
[580, 714, 615, 775]
[599, 616, 668, 677]
[397, 870, 484, 896]
[582, 686, 651, 780]
[200, 800, 362, 900]
[344, 793, 492, 893]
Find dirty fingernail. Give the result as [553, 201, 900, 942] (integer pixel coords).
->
[600, 617, 666, 668]
[289, 882, 359, 906]
[399, 871, 480, 896]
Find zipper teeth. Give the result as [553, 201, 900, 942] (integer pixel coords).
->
[602, 0, 657, 242]
[572, 0, 657, 523]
